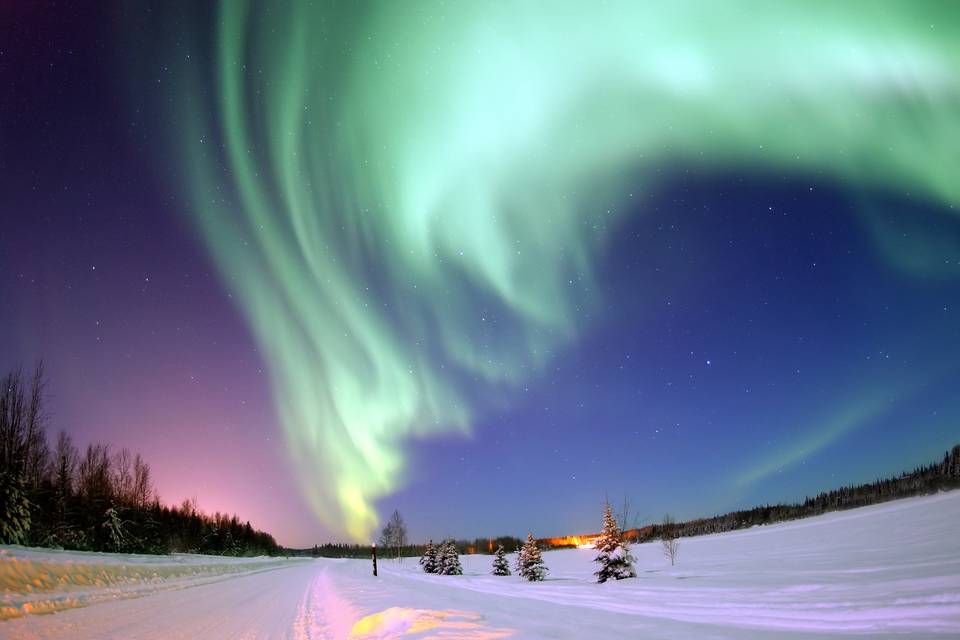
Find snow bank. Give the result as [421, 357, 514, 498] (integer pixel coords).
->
[0, 547, 305, 620]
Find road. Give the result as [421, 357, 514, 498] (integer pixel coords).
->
[2, 557, 553, 639]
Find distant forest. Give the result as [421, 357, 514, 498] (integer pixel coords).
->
[0, 363, 279, 556]
[291, 536, 527, 559]
[637, 443, 960, 543]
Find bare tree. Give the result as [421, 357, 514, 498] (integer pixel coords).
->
[132, 454, 153, 508]
[661, 513, 680, 566]
[378, 509, 408, 562]
[52, 431, 79, 526]
[0, 367, 27, 472]
[0, 362, 52, 484]
[0, 363, 50, 544]
[180, 496, 199, 518]
[23, 362, 50, 490]
[78, 443, 112, 505]
[614, 496, 648, 544]
[113, 448, 134, 505]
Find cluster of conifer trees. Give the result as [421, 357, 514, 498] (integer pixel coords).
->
[418, 539, 463, 575]
[420, 513, 635, 584]
[0, 364, 278, 556]
[418, 535, 550, 581]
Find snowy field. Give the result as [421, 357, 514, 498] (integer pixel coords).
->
[2, 491, 959, 639]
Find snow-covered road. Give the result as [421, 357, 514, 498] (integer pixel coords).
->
[3, 491, 960, 639]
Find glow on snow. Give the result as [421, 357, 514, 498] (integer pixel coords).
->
[174, 0, 960, 540]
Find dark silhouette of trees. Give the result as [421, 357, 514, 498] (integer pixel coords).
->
[0, 363, 279, 556]
[296, 536, 526, 560]
[1, 364, 46, 545]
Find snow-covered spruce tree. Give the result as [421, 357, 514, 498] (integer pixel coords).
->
[593, 501, 636, 583]
[103, 504, 127, 553]
[514, 542, 526, 576]
[520, 533, 547, 581]
[440, 540, 463, 575]
[491, 544, 511, 576]
[222, 529, 239, 557]
[0, 470, 31, 545]
[420, 539, 439, 574]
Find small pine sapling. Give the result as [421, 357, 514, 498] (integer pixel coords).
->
[514, 542, 526, 576]
[491, 544, 511, 576]
[593, 501, 637, 583]
[440, 540, 463, 575]
[419, 539, 439, 573]
[520, 533, 548, 581]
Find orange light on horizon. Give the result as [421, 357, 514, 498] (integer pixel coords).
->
[539, 534, 597, 549]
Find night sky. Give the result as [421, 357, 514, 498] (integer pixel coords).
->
[2, 2, 958, 547]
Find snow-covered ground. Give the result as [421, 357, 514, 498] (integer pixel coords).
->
[2, 491, 959, 639]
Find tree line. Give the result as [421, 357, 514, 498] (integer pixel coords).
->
[0, 363, 279, 556]
[297, 536, 527, 559]
[640, 444, 960, 542]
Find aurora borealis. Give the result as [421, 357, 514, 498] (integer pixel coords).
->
[2, 1, 959, 545]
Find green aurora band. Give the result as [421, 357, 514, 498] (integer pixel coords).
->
[175, 1, 960, 540]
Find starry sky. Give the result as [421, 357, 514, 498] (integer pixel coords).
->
[1, 1, 958, 547]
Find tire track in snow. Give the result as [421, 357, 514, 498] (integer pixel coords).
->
[292, 570, 359, 640]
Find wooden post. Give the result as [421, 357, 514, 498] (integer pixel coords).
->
[372, 543, 378, 577]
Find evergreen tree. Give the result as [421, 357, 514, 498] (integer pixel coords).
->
[0, 470, 31, 544]
[491, 544, 511, 576]
[520, 533, 547, 581]
[439, 540, 462, 575]
[419, 539, 439, 573]
[223, 529, 238, 556]
[514, 542, 526, 575]
[51, 432, 76, 539]
[593, 501, 636, 583]
[102, 504, 127, 552]
[437, 541, 448, 567]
